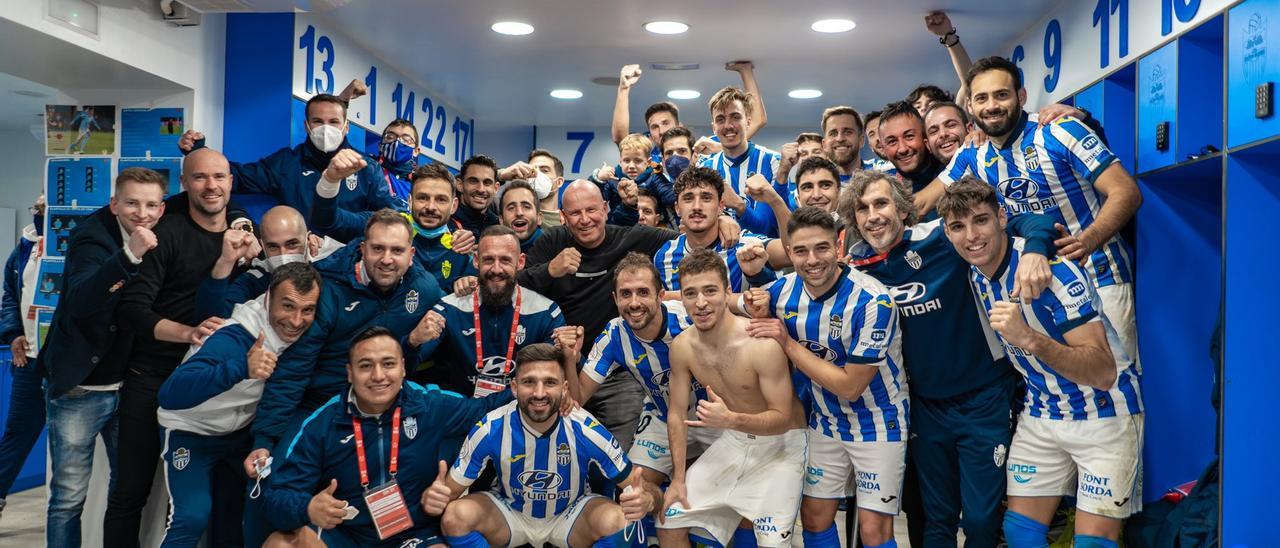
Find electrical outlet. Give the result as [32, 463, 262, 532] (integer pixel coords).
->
[1156, 121, 1170, 152]
[1257, 82, 1274, 119]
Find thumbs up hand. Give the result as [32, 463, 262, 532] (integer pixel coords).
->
[423, 460, 454, 516]
[686, 386, 737, 429]
[247, 331, 278, 380]
[307, 479, 347, 529]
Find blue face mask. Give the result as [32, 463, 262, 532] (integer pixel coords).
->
[664, 155, 691, 181]
[379, 140, 416, 167]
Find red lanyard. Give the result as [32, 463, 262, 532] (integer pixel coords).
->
[850, 248, 890, 267]
[352, 407, 401, 488]
[473, 288, 522, 375]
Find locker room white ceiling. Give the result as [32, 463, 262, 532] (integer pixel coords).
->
[313, 0, 1060, 130]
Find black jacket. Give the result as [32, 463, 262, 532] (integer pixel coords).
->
[37, 207, 138, 398]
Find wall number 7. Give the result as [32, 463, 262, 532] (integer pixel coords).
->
[567, 131, 594, 174]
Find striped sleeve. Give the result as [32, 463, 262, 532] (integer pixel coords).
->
[847, 289, 897, 364]
[1041, 258, 1100, 333]
[582, 324, 622, 384]
[937, 146, 977, 185]
[450, 413, 499, 486]
[1045, 117, 1117, 182]
[574, 410, 631, 482]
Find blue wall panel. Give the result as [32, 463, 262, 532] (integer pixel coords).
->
[1223, 140, 1280, 546]
[224, 13, 295, 163]
[1138, 43, 1179, 173]
[1228, 0, 1280, 148]
[1135, 159, 1222, 503]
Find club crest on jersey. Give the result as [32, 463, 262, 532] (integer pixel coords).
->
[556, 442, 572, 466]
[403, 416, 418, 440]
[172, 447, 190, 471]
[345, 174, 358, 191]
[515, 324, 526, 345]
[906, 250, 923, 270]
[1022, 146, 1041, 171]
[405, 290, 419, 313]
[441, 260, 452, 279]
[994, 443, 1008, 467]
[828, 314, 843, 335]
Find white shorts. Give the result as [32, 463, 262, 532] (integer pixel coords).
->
[658, 429, 806, 547]
[628, 406, 720, 477]
[802, 429, 907, 514]
[481, 491, 601, 548]
[1096, 283, 1138, 364]
[1006, 413, 1144, 518]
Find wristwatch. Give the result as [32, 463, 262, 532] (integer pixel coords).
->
[940, 30, 960, 47]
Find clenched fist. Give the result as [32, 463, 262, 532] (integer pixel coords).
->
[548, 248, 582, 278]
[323, 149, 367, 183]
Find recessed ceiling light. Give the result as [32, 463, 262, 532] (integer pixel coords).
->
[667, 89, 701, 100]
[491, 21, 534, 35]
[788, 89, 823, 99]
[811, 19, 856, 33]
[550, 89, 583, 100]
[644, 20, 689, 34]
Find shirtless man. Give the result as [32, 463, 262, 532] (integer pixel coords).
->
[658, 248, 807, 547]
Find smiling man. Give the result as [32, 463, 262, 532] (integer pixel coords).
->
[425, 343, 653, 548]
[411, 226, 566, 398]
[923, 101, 970, 164]
[937, 179, 1142, 548]
[742, 208, 909, 548]
[835, 171, 1059, 547]
[452, 155, 503, 239]
[156, 263, 322, 547]
[263, 326, 512, 548]
[659, 249, 806, 547]
[40, 167, 166, 548]
[698, 87, 787, 238]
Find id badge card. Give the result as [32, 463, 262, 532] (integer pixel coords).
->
[364, 479, 413, 540]
[474, 376, 506, 398]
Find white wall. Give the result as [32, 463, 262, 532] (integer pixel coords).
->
[0, 0, 227, 146]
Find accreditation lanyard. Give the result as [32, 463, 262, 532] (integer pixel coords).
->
[472, 288, 522, 375]
[352, 407, 401, 488]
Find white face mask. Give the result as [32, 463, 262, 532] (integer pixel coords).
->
[264, 253, 306, 272]
[528, 171, 554, 200]
[309, 123, 345, 153]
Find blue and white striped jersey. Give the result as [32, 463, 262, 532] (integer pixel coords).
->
[697, 142, 785, 238]
[938, 114, 1133, 287]
[763, 266, 909, 442]
[653, 230, 772, 292]
[969, 237, 1143, 421]
[582, 302, 702, 422]
[450, 404, 631, 519]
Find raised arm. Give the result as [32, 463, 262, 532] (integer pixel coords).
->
[925, 12, 974, 108]
[611, 65, 643, 145]
[729, 61, 768, 140]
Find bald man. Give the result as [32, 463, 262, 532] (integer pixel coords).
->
[516, 180, 678, 450]
[194, 205, 344, 319]
[107, 148, 247, 547]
